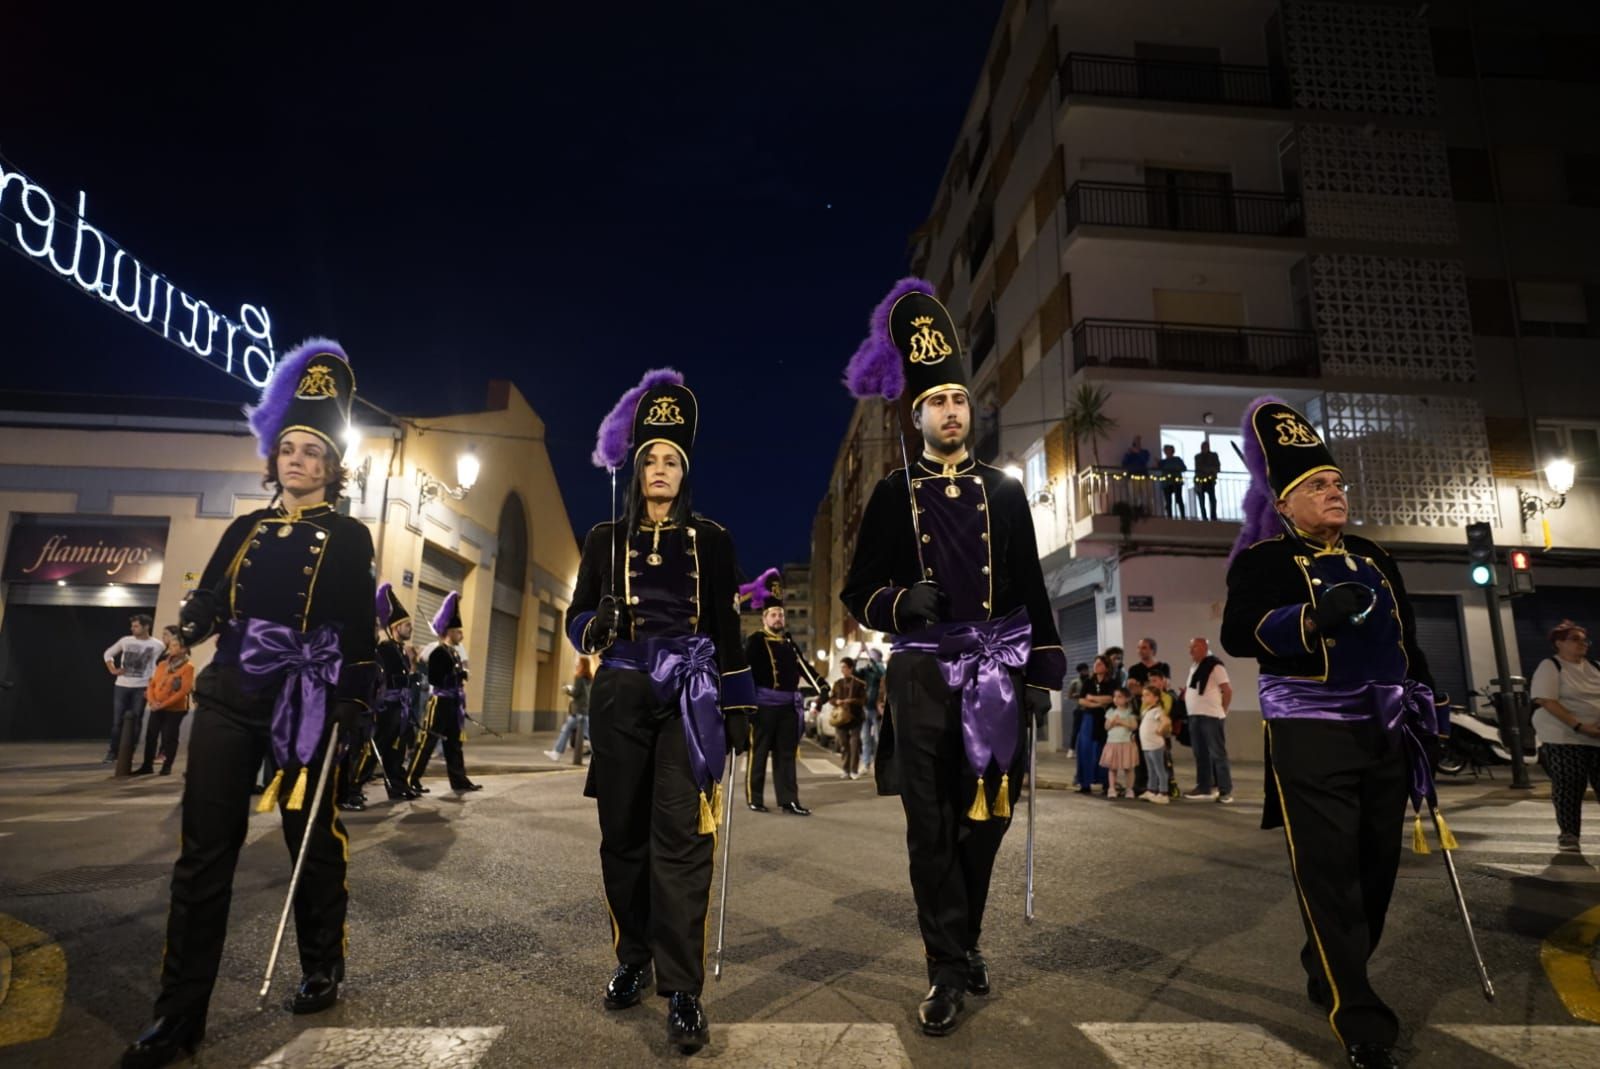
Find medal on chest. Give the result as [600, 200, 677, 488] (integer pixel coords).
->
[277, 525, 294, 538]
[944, 483, 960, 499]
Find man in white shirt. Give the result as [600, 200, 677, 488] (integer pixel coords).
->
[103, 614, 166, 762]
[1182, 636, 1234, 804]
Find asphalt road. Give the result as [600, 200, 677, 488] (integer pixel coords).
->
[1, 739, 1597, 1068]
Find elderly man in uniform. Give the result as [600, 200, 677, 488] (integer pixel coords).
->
[744, 591, 812, 814]
[1221, 397, 1448, 1069]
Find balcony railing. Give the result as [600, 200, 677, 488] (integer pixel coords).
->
[1065, 181, 1303, 237]
[1076, 466, 1252, 524]
[1059, 52, 1287, 109]
[1070, 318, 1320, 378]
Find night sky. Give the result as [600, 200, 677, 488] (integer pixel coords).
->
[0, 3, 1001, 575]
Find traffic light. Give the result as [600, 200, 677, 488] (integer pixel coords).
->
[1508, 548, 1535, 594]
[1466, 521, 1496, 588]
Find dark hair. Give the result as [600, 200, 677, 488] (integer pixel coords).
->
[1105, 646, 1123, 659]
[162, 624, 179, 639]
[130, 614, 154, 630]
[841, 658, 855, 673]
[1092, 655, 1109, 673]
[1550, 619, 1589, 645]
[1140, 637, 1157, 652]
[1112, 686, 1130, 700]
[1075, 662, 1090, 673]
[624, 456, 694, 531]
[263, 447, 348, 501]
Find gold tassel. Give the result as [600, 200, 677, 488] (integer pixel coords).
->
[967, 776, 990, 822]
[993, 774, 1012, 819]
[459, 730, 468, 743]
[1412, 812, 1430, 855]
[711, 782, 725, 828]
[256, 769, 283, 813]
[697, 791, 717, 835]
[285, 766, 309, 812]
[1435, 810, 1459, 850]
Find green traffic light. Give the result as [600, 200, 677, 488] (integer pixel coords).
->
[1470, 563, 1494, 587]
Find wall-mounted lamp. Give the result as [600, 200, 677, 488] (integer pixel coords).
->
[1519, 458, 1575, 533]
[418, 447, 482, 508]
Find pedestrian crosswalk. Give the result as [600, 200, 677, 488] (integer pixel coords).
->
[1407, 800, 1600, 881]
[254, 1026, 504, 1068]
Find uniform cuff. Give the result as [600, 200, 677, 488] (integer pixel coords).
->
[863, 586, 906, 634]
[1255, 604, 1312, 657]
[1025, 646, 1067, 690]
[720, 667, 756, 711]
[336, 661, 378, 706]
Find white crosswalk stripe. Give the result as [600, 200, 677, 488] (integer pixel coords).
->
[0, 812, 113, 823]
[1080, 1022, 1326, 1068]
[254, 1026, 504, 1067]
[1400, 801, 1600, 878]
[1434, 1024, 1600, 1069]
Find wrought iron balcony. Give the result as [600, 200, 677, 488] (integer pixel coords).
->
[1076, 466, 1252, 525]
[1070, 318, 1319, 378]
[1065, 181, 1303, 237]
[1059, 52, 1287, 109]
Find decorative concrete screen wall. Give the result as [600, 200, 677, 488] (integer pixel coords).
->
[1282, 0, 1438, 116]
[1310, 254, 1476, 383]
[1298, 124, 1457, 244]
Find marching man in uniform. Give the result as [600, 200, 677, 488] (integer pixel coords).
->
[1221, 397, 1449, 1069]
[840, 280, 1064, 1037]
[408, 592, 482, 794]
[744, 585, 812, 815]
[372, 582, 421, 800]
[122, 340, 376, 1068]
[566, 368, 754, 1054]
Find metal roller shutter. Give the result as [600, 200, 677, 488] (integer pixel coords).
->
[1057, 597, 1100, 677]
[1512, 585, 1600, 679]
[1410, 595, 1471, 711]
[482, 610, 518, 732]
[415, 545, 471, 645]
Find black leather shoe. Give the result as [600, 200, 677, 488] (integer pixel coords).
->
[452, 780, 484, 792]
[1345, 1043, 1399, 1069]
[131, 764, 153, 776]
[604, 962, 652, 1010]
[159, 764, 173, 776]
[414, 783, 431, 794]
[917, 984, 964, 1036]
[780, 802, 811, 816]
[665, 991, 709, 1053]
[748, 802, 769, 812]
[337, 797, 366, 812]
[287, 965, 342, 1014]
[966, 949, 991, 995]
[121, 1013, 206, 1068]
[387, 785, 418, 800]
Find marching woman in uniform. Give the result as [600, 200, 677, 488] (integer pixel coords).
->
[565, 368, 754, 1054]
[407, 591, 481, 793]
[123, 340, 376, 1068]
[1221, 397, 1448, 1069]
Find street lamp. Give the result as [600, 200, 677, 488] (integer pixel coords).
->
[834, 636, 846, 650]
[418, 447, 481, 508]
[1518, 457, 1576, 534]
[1002, 462, 1025, 482]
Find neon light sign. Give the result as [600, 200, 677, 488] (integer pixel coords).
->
[0, 157, 276, 387]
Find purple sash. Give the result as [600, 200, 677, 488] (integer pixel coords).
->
[381, 686, 414, 730]
[755, 685, 805, 739]
[1260, 675, 1443, 808]
[229, 619, 342, 770]
[428, 685, 465, 735]
[891, 608, 1032, 777]
[603, 635, 725, 794]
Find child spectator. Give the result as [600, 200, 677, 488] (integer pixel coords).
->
[1137, 684, 1171, 804]
[1099, 687, 1141, 798]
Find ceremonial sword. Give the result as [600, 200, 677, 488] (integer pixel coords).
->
[713, 748, 739, 980]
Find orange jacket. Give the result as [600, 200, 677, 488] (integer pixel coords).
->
[146, 657, 195, 712]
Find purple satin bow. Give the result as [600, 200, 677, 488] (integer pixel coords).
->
[646, 635, 725, 794]
[755, 685, 805, 741]
[1259, 675, 1442, 808]
[234, 619, 343, 769]
[893, 608, 1032, 778]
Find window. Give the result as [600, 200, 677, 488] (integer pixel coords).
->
[1159, 427, 1248, 522]
[1448, 147, 1495, 202]
[1537, 424, 1600, 480]
[1024, 446, 1047, 499]
[1496, 147, 1567, 203]
[1477, 27, 1544, 78]
[1517, 281, 1588, 338]
[1466, 277, 1516, 336]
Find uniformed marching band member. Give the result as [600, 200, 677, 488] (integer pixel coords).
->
[372, 582, 421, 800]
[743, 580, 812, 815]
[123, 340, 376, 1069]
[1221, 397, 1449, 1069]
[839, 280, 1064, 1037]
[407, 592, 482, 793]
[566, 367, 754, 1054]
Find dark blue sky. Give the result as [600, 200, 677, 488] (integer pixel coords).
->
[0, 3, 1000, 574]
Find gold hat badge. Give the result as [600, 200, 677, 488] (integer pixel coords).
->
[1272, 411, 1321, 447]
[295, 362, 339, 400]
[642, 395, 686, 426]
[907, 315, 953, 365]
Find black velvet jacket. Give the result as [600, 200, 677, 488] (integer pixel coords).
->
[745, 629, 803, 693]
[376, 639, 414, 694]
[564, 515, 754, 710]
[189, 500, 377, 707]
[840, 455, 1065, 690]
[427, 642, 466, 692]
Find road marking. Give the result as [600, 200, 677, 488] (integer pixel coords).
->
[1480, 862, 1600, 884]
[700, 1023, 909, 1067]
[254, 1026, 504, 1067]
[801, 759, 845, 776]
[1540, 905, 1600, 1024]
[1435, 1024, 1600, 1065]
[1080, 1022, 1325, 1068]
[0, 813, 111, 824]
[0, 914, 65, 1048]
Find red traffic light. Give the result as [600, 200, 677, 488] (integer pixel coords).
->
[1509, 550, 1531, 571]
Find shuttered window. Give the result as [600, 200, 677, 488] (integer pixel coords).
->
[1058, 597, 1100, 679]
[1409, 595, 1471, 712]
[482, 610, 519, 732]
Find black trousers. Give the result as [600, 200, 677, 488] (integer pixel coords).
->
[341, 714, 375, 799]
[887, 650, 1021, 989]
[1266, 718, 1407, 1050]
[371, 701, 412, 792]
[409, 695, 469, 788]
[141, 708, 186, 768]
[153, 664, 348, 1020]
[747, 702, 799, 807]
[590, 666, 715, 995]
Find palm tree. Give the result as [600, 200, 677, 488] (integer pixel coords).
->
[1064, 384, 1116, 467]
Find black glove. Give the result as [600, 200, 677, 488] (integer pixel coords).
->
[897, 582, 947, 631]
[1024, 687, 1052, 729]
[178, 588, 220, 646]
[724, 710, 750, 755]
[818, 682, 832, 705]
[1312, 582, 1376, 636]
[592, 595, 628, 647]
[334, 700, 368, 738]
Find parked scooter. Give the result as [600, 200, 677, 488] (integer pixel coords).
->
[1435, 691, 1514, 777]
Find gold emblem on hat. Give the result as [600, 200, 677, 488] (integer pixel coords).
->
[1272, 412, 1320, 447]
[295, 363, 339, 400]
[642, 396, 686, 426]
[907, 316, 953, 365]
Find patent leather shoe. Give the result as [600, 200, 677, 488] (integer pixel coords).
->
[452, 780, 484, 792]
[666, 991, 709, 1053]
[604, 962, 652, 1010]
[1345, 1043, 1399, 1069]
[337, 796, 366, 812]
[917, 984, 964, 1036]
[288, 965, 342, 1014]
[779, 802, 811, 816]
[121, 1013, 205, 1068]
[747, 802, 769, 812]
[965, 949, 991, 995]
[387, 784, 419, 800]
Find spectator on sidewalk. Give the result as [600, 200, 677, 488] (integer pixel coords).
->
[547, 657, 593, 763]
[1100, 687, 1140, 798]
[1157, 445, 1187, 518]
[1182, 637, 1234, 804]
[1530, 620, 1600, 852]
[1075, 657, 1115, 795]
[1194, 439, 1222, 521]
[1137, 682, 1171, 804]
[133, 626, 194, 776]
[858, 647, 886, 771]
[828, 658, 867, 779]
[1147, 666, 1184, 799]
[102, 614, 164, 762]
[1066, 662, 1091, 758]
[1126, 638, 1169, 687]
[1104, 646, 1127, 687]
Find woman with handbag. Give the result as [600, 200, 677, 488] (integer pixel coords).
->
[829, 658, 868, 780]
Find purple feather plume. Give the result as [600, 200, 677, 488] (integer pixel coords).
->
[843, 277, 936, 401]
[432, 591, 460, 636]
[244, 337, 347, 458]
[592, 368, 685, 469]
[738, 567, 783, 609]
[1230, 395, 1289, 562]
[376, 581, 394, 627]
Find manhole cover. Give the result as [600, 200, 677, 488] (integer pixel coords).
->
[7, 863, 171, 896]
